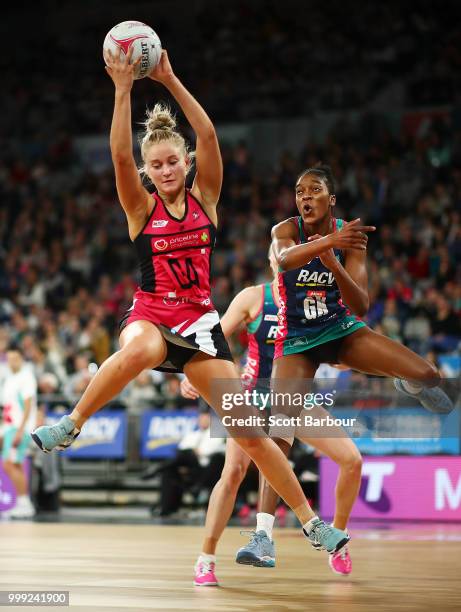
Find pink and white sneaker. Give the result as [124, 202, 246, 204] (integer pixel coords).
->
[194, 561, 218, 587]
[328, 545, 352, 575]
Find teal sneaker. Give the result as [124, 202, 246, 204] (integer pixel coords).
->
[394, 379, 453, 414]
[236, 530, 275, 567]
[31, 416, 80, 453]
[303, 518, 350, 554]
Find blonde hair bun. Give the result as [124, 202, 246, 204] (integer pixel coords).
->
[144, 103, 176, 134]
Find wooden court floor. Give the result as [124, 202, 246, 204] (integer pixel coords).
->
[1, 522, 461, 612]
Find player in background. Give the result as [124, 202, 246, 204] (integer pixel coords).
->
[1, 344, 37, 519]
[182, 249, 360, 585]
[270, 167, 452, 571]
[31, 48, 350, 564]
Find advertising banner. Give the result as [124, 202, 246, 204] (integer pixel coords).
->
[46, 410, 127, 459]
[140, 410, 198, 459]
[330, 406, 460, 455]
[320, 456, 461, 520]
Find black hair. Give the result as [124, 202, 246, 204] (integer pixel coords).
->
[297, 163, 336, 194]
[6, 341, 22, 353]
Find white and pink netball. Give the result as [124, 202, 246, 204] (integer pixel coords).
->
[103, 21, 162, 80]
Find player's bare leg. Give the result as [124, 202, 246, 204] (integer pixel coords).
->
[299, 426, 362, 575]
[236, 438, 292, 568]
[185, 354, 350, 584]
[338, 327, 453, 413]
[31, 321, 167, 452]
[194, 439, 250, 585]
[271, 352, 356, 573]
[202, 439, 251, 555]
[185, 355, 312, 521]
[2, 460, 28, 497]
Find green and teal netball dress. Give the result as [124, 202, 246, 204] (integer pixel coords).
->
[274, 217, 365, 359]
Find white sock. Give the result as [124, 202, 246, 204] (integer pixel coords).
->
[197, 552, 216, 568]
[302, 515, 320, 534]
[401, 380, 423, 394]
[17, 495, 31, 504]
[256, 512, 275, 539]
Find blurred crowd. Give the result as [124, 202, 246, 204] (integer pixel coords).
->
[1, 110, 460, 407]
[2, 0, 461, 139]
[1, 0, 460, 410]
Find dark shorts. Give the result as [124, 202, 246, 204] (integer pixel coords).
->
[119, 294, 233, 374]
[151, 323, 233, 373]
[275, 333, 360, 369]
[301, 335, 349, 366]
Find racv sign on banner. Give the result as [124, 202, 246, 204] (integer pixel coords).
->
[46, 410, 127, 459]
[140, 410, 198, 458]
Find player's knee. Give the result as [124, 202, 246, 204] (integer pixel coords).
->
[223, 464, 247, 492]
[122, 342, 161, 371]
[341, 450, 362, 475]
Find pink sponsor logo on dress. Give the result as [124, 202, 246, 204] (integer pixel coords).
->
[151, 228, 211, 254]
[154, 239, 168, 251]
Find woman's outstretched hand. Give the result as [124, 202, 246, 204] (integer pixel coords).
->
[180, 376, 200, 400]
[104, 45, 140, 93]
[148, 49, 175, 85]
[330, 218, 376, 251]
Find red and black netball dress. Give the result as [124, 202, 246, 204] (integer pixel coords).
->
[119, 189, 232, 372]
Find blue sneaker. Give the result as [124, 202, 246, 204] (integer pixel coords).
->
[394, 379, 453, 414]
[236, 531, 275, 567]
[303, 518, 350, 554]
[31, 416, 80, 453]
